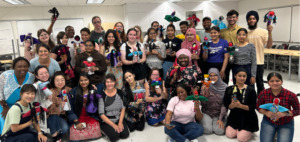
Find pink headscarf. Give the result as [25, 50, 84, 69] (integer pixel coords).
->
[176, 48, 192, 67]
[181, 28, 201, 67]
[181, 28, 201, 51]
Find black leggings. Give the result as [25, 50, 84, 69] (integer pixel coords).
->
[126, 116, 145, 132]
[101, 120, 130, 142]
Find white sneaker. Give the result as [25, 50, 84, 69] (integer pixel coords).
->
[190, 139, 198, 142]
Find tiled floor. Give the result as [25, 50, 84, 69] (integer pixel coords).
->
[91, 69, 300, 142]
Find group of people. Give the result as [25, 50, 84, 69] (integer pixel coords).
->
[0, 8, 299, 142]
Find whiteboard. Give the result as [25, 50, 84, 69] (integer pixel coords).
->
[258, 7, 291, 42]
[17, 19, 84, 44]
[291, 6, 300, 42]
[0, 21, 14, 55]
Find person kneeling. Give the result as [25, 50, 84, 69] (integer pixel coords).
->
[1, 84, 47, 142]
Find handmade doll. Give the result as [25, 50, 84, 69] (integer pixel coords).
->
[164, 11, 181, 22]
[106, 49, 121, 67]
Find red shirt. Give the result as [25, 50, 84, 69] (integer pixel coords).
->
[256, 88, 300, 125]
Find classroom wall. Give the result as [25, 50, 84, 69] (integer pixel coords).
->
[238, 0, 299, 28]
[0, 5, 124, 39]
[124, 1, 239, 32]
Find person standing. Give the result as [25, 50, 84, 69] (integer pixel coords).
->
[220, 9, 242, 84]
[246, 10, 273, 94]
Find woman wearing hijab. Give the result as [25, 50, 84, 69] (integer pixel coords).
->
[181, 28, 201, 68]
[200, 68, 227, 135]
[165, 49, 202, 99]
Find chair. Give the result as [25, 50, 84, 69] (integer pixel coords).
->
[0, 54, 13, 71]
[289, 45, 300, 74]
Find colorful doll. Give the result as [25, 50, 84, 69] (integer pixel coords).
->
[57, 90, 71, 111]
[86, 90, 102, 113]
[164, 11, 181, 22]
[228, 42, 235, 64]
[201, 74, 214, 88]
[186, 91, 208, 111]
[259, 98, 289, 121]
[202, 36, 210, 50]
[151, 77, 162, 89]
[106, 49, 121, 67]
[264, 11, 277, 26]
[187, 14, 200, 27]
[128, 48, 143, 63]
[83, 56, 96, 75]
[48, 7, 59, 20]
[212, 16, 227, 29]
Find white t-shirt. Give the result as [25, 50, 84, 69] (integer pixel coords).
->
[120, 42, 144, 52]
[167, 96, 197, 124]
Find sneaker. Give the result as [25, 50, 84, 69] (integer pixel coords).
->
[190, 139, 198, 142]
[168, 138, 175, 142]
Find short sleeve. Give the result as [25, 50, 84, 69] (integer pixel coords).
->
[262, 29, 268, 45]
[223, 39, 228, 53]
[6, 105, 22, 125]
[52, 59, 61, 72]
[167, 96, 178, 112]
[120, 43, 126, 51]
[98, 98, 105, 115]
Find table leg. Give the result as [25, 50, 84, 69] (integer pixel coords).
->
[298, 56, 300, 82]
[289, 56, 291, 80]
[267, 54, 269, 70]
[274, 54, 276, 71]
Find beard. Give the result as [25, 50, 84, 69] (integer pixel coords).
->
[248, 22, 257, 30]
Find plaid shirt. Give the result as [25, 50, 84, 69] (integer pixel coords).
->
[256, 88, 300, 125]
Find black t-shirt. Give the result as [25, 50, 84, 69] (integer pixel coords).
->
[51, 45, 72, 72]
[162, 37, 182, 62]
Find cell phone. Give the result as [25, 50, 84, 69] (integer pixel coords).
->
[74, 122, 86, 129]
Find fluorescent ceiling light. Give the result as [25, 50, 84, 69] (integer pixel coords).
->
[3, 0, 30, 5]
[169, 0, 182, 2]
[86, 0, 105, 4]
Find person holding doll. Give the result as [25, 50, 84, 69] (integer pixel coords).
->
[145, 68, 168, 126]
[104, 29, 123, 89]
[75, 40, 107, 93]
[144, 27, 166, 78]
[51, 31, 72, 72]
[122, 70, 149, 132]
[181, 28, 201, 68]
[200, 68, 227, 135]
[1, 84, 47, 142]
[202, 26, 229, 80]
[120, 28, 147, 84]
[164, 83, 204, 142]
[165, 49, 202, 99]
[223, 68, 258, 142]
[47, 72, 70, 141]
[68, 73, 102, 141]
[114, 22, 126, 44]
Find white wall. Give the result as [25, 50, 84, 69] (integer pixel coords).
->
[0, 6, 124, 39]
[238, 0, 299, 28]
[124, 1, 239, 32]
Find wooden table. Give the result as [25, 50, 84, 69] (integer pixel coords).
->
[264, 48, 300, 81]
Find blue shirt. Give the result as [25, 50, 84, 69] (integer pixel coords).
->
[29, 57, 61, 78]
[207, 38, 228, 63]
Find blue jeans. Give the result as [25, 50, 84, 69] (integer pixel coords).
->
[47, 115, 69, 135]
[164, 121, 203, 142]
[260, 117, 294, 142]
[162, 61, 174, 80]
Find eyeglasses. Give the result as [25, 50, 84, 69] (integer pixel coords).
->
[93, 21, 101, 24]
[151, 74, 159, 76]
[149, 32, 156, 35]
[85, 44, 93, 47]
[210, 75, 218, 77]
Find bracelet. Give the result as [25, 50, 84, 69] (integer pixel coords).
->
[38, 132, 43, 135]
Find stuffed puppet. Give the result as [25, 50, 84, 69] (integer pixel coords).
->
[165, 11, 181, 22]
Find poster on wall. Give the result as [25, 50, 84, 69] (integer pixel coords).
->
[0, 21, 14, 55]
